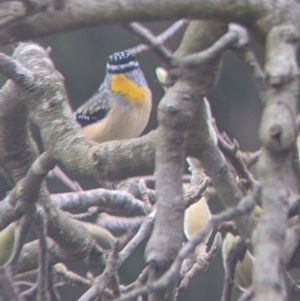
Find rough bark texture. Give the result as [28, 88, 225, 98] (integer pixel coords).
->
[253, 24, 300, 301]
[0, 1, 300, 301]
[1, 0, 300, 44]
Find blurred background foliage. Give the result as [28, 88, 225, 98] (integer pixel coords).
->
[0, 22, 263, 300]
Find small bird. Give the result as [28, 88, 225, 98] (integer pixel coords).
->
[75, 51, 152, 143]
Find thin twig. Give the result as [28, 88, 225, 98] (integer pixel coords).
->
[9, 210, 34, 275]
[126, 19, 189, 55]
[34, 207, 50, 301]
[185, 177, 210, 208]
[138, 179, 154, 213]
[48, 266, 62, 301]
[239, 150, 260, 168]
[221, 237, 247, 301]
[182, 30, 239, 67]
[78, 242, 120, 301]
[285, 271, 300, 301]
[234, 47, 267, 103]
[124, 22, 174, 67]
[178, 233, 222, 292]
[125, 21, 241, 74]
[111, 273, 121, 299]
[217, 131, 256, 192]
[54, 263, 91, 287]
[20, 284, 37, 300]
[227, 24, 266, 103]
[119, 214, 154, 262]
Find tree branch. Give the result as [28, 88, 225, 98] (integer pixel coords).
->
[253, 24, 300, 301]
[0, 0, 300, 44]
[51, 189, 146, 217]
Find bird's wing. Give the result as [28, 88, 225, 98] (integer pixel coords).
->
[74, 86, 111, 127]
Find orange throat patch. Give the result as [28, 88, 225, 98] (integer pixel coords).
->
[110, 74, 147, 102]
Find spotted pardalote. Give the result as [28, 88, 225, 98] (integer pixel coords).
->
[75, 51, 152, 143]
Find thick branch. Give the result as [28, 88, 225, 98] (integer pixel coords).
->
[253, 24, 300, 301]
[0, 0, 300, 44]
[0, 80, 39, 186]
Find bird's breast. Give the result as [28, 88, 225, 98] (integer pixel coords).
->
[110, 74, 148, 107]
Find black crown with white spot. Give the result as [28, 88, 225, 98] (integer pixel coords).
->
[107, 51, 139, 74]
